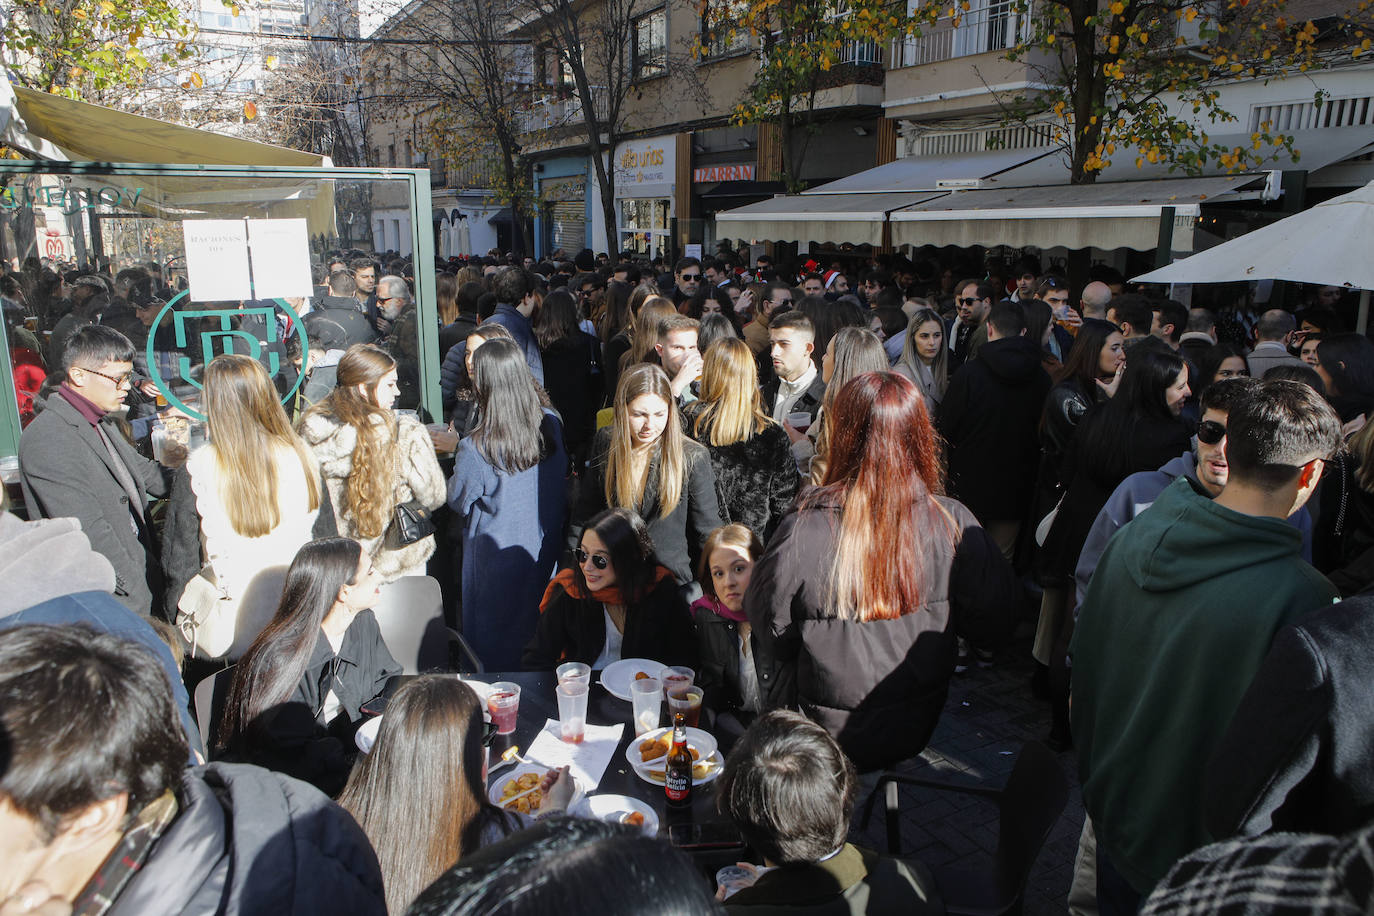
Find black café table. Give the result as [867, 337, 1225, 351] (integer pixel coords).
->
[483, 671, 735, 849]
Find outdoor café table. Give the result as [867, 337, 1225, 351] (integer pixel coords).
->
[369, 670, 745, 866]
[483, 671, 738, 850]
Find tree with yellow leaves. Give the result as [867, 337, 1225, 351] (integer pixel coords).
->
[700, 0, 903, 191]
[1, 0, 196, 101]
[904, 0, 1370, 183]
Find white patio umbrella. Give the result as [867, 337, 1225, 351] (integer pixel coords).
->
[1134, 180, 1374, 332]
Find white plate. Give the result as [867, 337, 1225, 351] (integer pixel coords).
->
[355, 715, 382, 754]
[625, 726, 719, 773]
[575, 794, 659, 836]
[487, 762, 587, 814]
[631, 750, 725, 787]
[600, 657, 665, 701]
[458, 678, 494, 702]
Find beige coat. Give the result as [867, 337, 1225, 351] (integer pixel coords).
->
[300, 411, 445, 582]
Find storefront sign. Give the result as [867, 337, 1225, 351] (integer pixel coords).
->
[693, 165, 754, 183]
[147, 290, 307, 422]
[0, 184, 142, 213]
[614, 136, 675, 197]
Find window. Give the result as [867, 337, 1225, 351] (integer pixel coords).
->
[700, 0, 749, 58]
[632, 9, 667, 79]
[619, 197, 671, 257]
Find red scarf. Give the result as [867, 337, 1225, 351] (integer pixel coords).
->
[540, 566, 675, 614]
[690, 593, 748, 624]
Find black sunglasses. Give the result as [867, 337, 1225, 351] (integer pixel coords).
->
[680, 273, 701, 280]
[574, 548, 610, 569]
[958, 297, 983, 306]
[1197, 420, 1227, 445]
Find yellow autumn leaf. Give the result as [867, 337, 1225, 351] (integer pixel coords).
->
[98, 0, 114, 13]
[243, 101, 258, 120]
[265, 55, 278, 69]
[1110, 1, 1124, 14]
[190, 72, 204, 88]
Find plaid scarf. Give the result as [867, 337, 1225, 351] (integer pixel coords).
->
[71, 790, 179, 916]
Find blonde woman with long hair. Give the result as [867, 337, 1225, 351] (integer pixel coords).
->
[683, 337, 798, 541]
[574, 362, 722, 586]
[300, 343, 445, 581]
[624, 296, 679, 369]
[164, 353, 328, 657]
[797, 326, 889, 485]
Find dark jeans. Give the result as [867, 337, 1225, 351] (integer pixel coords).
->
[1097, 845, 1143, 916]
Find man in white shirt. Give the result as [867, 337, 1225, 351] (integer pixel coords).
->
[764, 311, 825, 427]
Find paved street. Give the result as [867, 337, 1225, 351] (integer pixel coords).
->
[849, 633, 1084, 916]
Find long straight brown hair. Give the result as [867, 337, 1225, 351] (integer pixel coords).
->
[204, 354, 320, 537]
[338, 676, 513, 915]
[606, 363, 686, 519]
[810, 372, 955, 621]
[302, 344, 397, 538]
[627, 297, 678, 366]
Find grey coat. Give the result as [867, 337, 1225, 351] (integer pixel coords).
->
[19, 392, 169, 616]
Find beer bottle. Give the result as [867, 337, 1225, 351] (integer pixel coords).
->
[664, 712, 692, 808]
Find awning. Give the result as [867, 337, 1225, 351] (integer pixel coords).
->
[0, 81, 336, 234]
[805, 147, 1056, 193]
[3, 84, 326, 166]
[716, 191, 945, 245]
[889, 174, 1270, 250]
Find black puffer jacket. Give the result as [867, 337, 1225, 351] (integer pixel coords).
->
[937, 336, 1051, 524]
[106, 762, 385, 915]
[745, 489, 1019, 772]
[682, 405, 800, 542]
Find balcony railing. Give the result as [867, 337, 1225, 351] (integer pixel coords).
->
[889, 0, 1025, 68]
[519, 86, 610, 133]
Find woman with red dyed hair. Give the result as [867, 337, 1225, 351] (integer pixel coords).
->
[744, 371, 1019, 772]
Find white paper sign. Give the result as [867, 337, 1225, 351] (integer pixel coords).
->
[684, 243, 702, 260]
[182, 220, 252, 301]
[246, 218, 313, 300]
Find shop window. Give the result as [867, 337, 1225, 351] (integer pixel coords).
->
[632, 9, 667, 80]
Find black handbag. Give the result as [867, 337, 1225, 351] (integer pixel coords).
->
[385, 499, 434, 549]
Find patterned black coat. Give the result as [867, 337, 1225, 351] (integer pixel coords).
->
[682, 405, 800, 543]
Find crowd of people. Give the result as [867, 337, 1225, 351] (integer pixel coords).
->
[5, 241, 1374, 914]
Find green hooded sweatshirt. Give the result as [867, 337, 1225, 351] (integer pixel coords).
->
[1070, 475, 1338, 894]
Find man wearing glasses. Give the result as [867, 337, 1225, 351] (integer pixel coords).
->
[18, 326, 178, 617]
[949, 279, 994, 372]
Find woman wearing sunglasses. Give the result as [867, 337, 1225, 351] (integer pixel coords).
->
[524, 508, 695, 670]
[340, 675, 573, 914]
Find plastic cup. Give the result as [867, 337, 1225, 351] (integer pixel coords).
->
[556, 681, 589, 744]
[630, 676, 662, 736]
[667, 685, 704, 729]
[787, 411, 811, 433]
[487, 682, 520, 735]
[660, 666, 694, 701]
[557, 661, 591, 688]
[716, 866, 759, 900]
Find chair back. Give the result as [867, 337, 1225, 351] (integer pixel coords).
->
[993, 741, 1070, 901]
[371, 575, 450, 674]
[193, 665, 236, 752]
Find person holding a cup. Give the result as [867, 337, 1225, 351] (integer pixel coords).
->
[525, 508, 695, 671]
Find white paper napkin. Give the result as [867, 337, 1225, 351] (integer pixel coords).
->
[527, 718, 625, 790]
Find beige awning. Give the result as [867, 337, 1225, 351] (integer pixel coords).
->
[1, 83, 336, 234]
[7, 85, 326, 166]
[889, 175, 1270, 250]
[715, 192, 945, 246]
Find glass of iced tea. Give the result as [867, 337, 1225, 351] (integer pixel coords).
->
[487, 682, 520, 735]
[667, 686, 704, 729]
